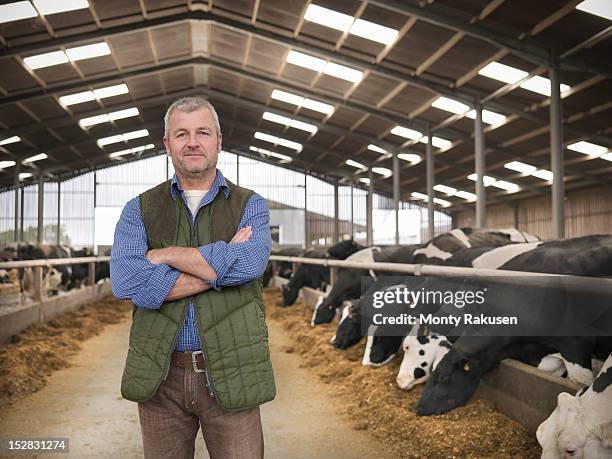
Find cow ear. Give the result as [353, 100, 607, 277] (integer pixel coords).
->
[557, 392, 575, 406]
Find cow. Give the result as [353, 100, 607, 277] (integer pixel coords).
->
[282, 240, 364, 306]
[263, 247, 303, 287]
[537, 353, 612, 459]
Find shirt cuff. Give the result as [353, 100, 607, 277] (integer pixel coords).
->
[199, 241, 237, 290]
[132, 264, 181, 309]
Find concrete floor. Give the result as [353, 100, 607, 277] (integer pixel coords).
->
[0, 311, 393, 458]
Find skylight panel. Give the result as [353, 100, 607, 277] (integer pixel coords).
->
[478, 62, 528, 85]
[576, 0, 612, 21]
[492, 180, 520, 193]
[254, 131, 303, 152]
[466, 109, 507, 126]
[22, 153, 48, 163]
[390, 126, 422, 140]
[301, 98, 335, 114]
[455, 191, 476, 201]
[123, 129, 148, 141]
[0, 2, 38, 24]
[367, 144, 387, 154]
[304, 4, 353, 32]
[59, 91, 95, 106]
[97, 129, 149, 147]
[398, 153, 421, 164]
[33, 0, 89, 15]
[371, 167, 392, 178]
[79, 107, 139, 127]
[433, 184, 457, 195]
[468, 173, 496, 187]
[0, 161, 17, 169]
[346, 159, 365, 169]
[520, 75, 571, 96]
[23, 50, 69, 69]
[600, 152, 612, 162]
[109, 107, 139, 121]
[286, 51, 326, 72]
[359, 177, 370, 185]
[66, 42, 111, 62]
[322, 62, 363, 83]
[419, 136, 452, 149]
[349, 19, 399, 45]
[262, 112, 318, 133]
[79, 114, 111, 127]
[271, 90, 304, 106]
[567, 140, 608, 156]
[504, 161, 537, 174]
[531, 169, 553, 181]
[109, 143, 154, 159]
[431, 97, 469, 115]
[249, 146, 292, 162]
[411, 192, 428, 200]
[433, 197, 451, 207]
[19, 173, 33, 180]
[0, 136, 21, 146]
[93, 84, 129, 99]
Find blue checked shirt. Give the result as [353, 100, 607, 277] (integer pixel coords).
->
[110, 170, 271, 351]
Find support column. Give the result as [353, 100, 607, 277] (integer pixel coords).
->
[37, 174, 44, 244]
[393, 151, 400, 245]
[333, 182, 340, 244]
[474, 103, 486, 228]
[426, 127, 434, 240]
[56, 181, 61, 245]
[20, 187, 24, 241]
[304, 175, 309, 248]
[13, 163, 20, 242]
[350, 184, 354, 239]
[366, 170, 373, 245]
[550, 59, 565, 239]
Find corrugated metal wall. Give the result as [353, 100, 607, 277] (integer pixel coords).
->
[454, 185, 612, 239]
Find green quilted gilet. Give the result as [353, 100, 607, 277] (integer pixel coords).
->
[120, 179, 276, 411]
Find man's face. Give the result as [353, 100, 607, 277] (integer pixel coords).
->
[163, 108, 222, 180]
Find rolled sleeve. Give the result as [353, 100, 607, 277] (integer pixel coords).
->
[110, 197, 180, 309]
[198, 193, 271, 287]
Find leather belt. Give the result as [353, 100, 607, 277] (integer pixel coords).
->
[171, 350, 206, 373]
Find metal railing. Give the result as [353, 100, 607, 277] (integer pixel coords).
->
[269, 255, 612, 294]
[0, 256, 111, 302]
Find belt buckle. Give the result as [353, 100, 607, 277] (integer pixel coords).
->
[191, 350, 205, 373]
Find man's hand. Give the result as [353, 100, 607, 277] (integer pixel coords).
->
[231, 226, 252, 243]
[145, 248, 169, 265]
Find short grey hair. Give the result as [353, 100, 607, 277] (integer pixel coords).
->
[163, 96, 221, 137]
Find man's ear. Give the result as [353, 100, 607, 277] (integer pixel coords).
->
[218, 133, 223, 152]
[163, 136, 171, 155]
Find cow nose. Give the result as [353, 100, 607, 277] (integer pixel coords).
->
[564, 450, 576, 457]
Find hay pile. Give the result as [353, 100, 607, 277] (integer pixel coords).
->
[0, 297, 131, 409]
[264, 288, 541, 458]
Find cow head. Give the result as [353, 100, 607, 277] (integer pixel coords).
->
[326, 239, 364, 260]
[332, 301, 362, 349]
[312, 268, 368, 325]
[416, 348, 482, 416]
[396, 334, 442, 390]
[281, 265, 308, 306]
[362, 333, 403, 366]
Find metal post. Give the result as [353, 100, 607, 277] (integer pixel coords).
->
[333, 182, 340, 243]
[426, 126, 434, 240]
[350, 184, 354, 238]
[236, 154, 240, 185]
[474, 103, 486, 228]
[304, 175, 309, 248]
[550, 58, 565, 239]
[56, 181, 61, 245]
[393, 151, 400, 245]
[20, 187, 24, 241]
[366, 170, 373, 245]
[13, 163, 20, 242]
[37, 174, 44, 244]
[165, 156, 169, 181]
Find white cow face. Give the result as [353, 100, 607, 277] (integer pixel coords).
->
[396, 335, 439, 390]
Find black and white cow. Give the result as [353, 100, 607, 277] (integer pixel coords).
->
[537, 353, 612, 459]
[282, 240, 364, 306]
[263, 247, 303, 287]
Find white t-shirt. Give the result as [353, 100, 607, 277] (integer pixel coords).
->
[183, 189, 209, 216]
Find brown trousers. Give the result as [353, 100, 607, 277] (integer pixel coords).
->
[137, 363, 264, 459]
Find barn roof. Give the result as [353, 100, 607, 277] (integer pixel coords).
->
[0, 0, 610, 211]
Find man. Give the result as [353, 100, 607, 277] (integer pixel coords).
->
[111, 96, 275, 458]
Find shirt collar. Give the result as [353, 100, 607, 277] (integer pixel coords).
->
[170, 169, 229, 200]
